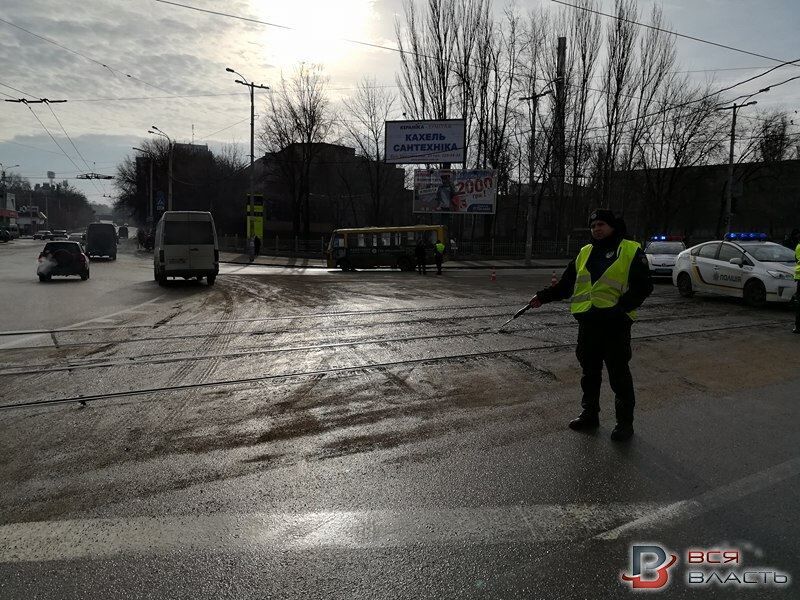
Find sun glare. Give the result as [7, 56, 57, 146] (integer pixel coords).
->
[253, 0, 375, 67]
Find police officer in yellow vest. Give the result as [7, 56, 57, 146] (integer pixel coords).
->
[794, 240, 800, 334]
[528, 209, 653, 441]
[434, 239, 446, 275]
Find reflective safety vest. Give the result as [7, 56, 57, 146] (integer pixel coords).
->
[435, 242, 445, 255]
[795, 243, 800, 280]
[570, 239, 641, 320]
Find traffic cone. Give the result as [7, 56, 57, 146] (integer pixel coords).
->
[491, 268, 497, 282]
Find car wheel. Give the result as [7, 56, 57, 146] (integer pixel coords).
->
[111, 254, 117, 261]
[38, 274, 48, 282]
[743, 279, 767, 307]
[207, 274, 216, 286]
[676, 272, 694, 298]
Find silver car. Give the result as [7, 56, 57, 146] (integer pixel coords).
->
[644, 239, 686, 278]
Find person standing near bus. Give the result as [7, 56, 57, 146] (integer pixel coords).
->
[415, 238, 427, 275]
[434, 239, 445, 275]
[254, 235, 261, 257]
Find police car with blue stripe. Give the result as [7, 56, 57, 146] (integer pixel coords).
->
[672, 233, 797, 307]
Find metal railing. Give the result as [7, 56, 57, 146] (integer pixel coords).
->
[219, 234, 584, 259]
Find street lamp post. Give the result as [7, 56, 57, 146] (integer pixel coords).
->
[148, 126, 173, 211]
[716, 92, 764, 234]
[226, 67, 269, 214]
[519, 88, 553, 266]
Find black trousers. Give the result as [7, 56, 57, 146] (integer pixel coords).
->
[575, 316, 635, 425]
[416, 256, 426, 274]
[796, 281, 800, 328]
[435, 254, 443, 274]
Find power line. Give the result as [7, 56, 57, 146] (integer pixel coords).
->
[44, 102, 106, 196]
[0, 17, 177, 97]
[551, 0, 794, 65]
[22, 104, 83, 172]
[0, 138, 67, 155]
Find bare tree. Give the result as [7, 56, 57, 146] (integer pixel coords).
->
[564, 0, 602, 231]
[636, 78, 726, 233]
[395, 0, 459, 120]
[598, 0, 639, 205]
[342, 76, 397, 224]
[259, 63, 335, 235]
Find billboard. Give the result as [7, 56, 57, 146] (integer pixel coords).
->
[385, 119, 466, 164]
[413, 169, 497, 214]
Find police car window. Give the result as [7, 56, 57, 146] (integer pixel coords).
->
[745, 244, 796, 262]
[697, 243, 720, 259]
[717, 243, 744, 263]
[645, 242, 684, 254]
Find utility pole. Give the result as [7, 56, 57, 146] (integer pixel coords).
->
[717, 100, 757, 234]
[520, 88, 553, 266]
[552, 36, 567, 243]
[226, 68, 269, 215]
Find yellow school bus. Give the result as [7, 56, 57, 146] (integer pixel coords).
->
[327, 225, 447, 271]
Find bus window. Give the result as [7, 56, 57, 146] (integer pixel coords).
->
[357, 234, 365, 247]
[381, 232, 391, 246]
[394, 233, 402, 246]
[407, 232, 414, 244]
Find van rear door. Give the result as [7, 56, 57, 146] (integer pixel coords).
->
[186, 214, 216, 273]
[162, 214, 191, 272]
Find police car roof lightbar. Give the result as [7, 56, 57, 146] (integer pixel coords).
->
[725, 232, 768, 241]
[649, 235, 683, 241]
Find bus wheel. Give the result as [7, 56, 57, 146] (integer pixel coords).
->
[397, 257, 413, 272]
[339, 259, 351, 272]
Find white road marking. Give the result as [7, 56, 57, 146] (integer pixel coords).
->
[595, 454, 800, 540]
[0, 502, 663, 562]
[0, 295, 167, 350]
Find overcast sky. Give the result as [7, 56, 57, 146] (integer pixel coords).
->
[1, 0, 798, 206]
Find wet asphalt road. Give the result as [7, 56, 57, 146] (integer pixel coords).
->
[1, 239, 799, 599]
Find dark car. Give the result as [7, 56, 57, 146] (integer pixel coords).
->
[34, 230, 52, 240]
[85, 222, 118, 260]
[52, 229, 69, 240]
[37, 241, 90, 282]
[118, 225, 129, 239]
[0, 229, 11, 243]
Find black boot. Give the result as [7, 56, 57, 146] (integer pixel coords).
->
[610, 423, 634, 442]
[569, 411, 600, 431]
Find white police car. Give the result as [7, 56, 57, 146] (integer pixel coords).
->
[644, 236, 686, 278]
[672, 233, 797, 307]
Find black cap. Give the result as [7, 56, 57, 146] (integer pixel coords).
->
[588, 209, 617, 228]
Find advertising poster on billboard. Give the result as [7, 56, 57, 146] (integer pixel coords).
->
[385, 119, 466, 164]
[413, 169, 497, 214]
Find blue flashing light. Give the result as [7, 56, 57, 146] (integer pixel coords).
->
[725, 232, 767, 241]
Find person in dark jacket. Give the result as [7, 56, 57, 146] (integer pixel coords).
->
[415, 239, 427, 275]
[253, 235, 261, 256]
[528, 209, 653, 441]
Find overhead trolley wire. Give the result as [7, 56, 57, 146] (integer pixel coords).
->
[550, 0, 796, 65]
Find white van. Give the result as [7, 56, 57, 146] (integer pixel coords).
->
[153, 211, 219, 285]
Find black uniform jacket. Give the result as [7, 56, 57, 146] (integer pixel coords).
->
[535, 235, 653, 322]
